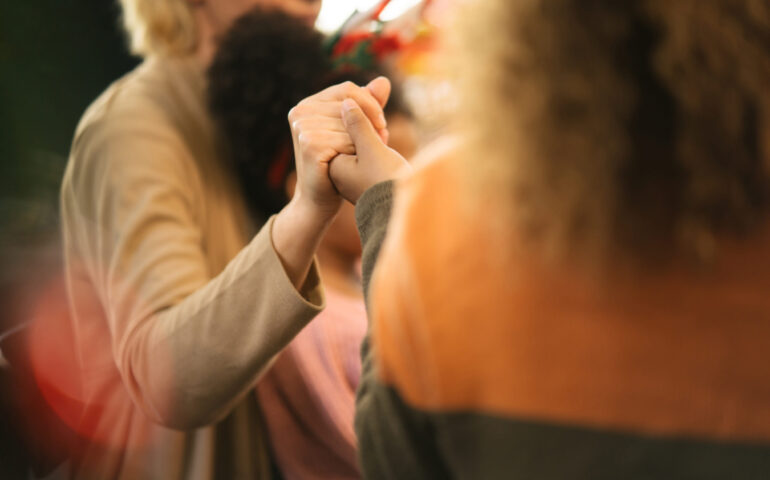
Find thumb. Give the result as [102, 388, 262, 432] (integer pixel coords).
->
[366, 76, 391, 109]
[342, 99, 384, 155]
[366, 77, 391, 142]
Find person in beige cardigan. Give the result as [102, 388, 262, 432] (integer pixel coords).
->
[56, 0, 391, 478]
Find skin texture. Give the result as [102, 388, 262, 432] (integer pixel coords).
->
[272, 79, 391, 290]
[285, 172, 362, 298]
[189, 0, 389, 292]
[285, 110, 418, 298]
[323, 112, 417, 264]
[330, 98, 412, 205]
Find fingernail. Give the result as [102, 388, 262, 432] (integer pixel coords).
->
[342, 98, 356, 113]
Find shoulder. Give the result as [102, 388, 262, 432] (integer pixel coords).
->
[369, 134, 531, 411]
[375, 135, 468, 260]
[72, 56, 209, 155]
[66, 60, 198, 188]
[398, 135, 463, 200]
[387, 135, 469, 265]
[62, 60, 205, 225]
[368, 136, 476, 396]
[384, 136, 465, 245]
[75, 59, 173, 139]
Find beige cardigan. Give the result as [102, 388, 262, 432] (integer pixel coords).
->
[59, 56, 324, 479]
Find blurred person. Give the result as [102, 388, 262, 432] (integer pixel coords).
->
[324, 0, 770, 478]
[56, 0, 390, 478]
[207, 10, 417, 479]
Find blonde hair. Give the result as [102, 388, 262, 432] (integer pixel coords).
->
[451, 0, 770, 266]
[118, 0, 198, 57]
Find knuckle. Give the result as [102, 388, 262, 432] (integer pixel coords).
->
[342, 81, 358, 96]
[300, 132, 321, 151]
[288, 107, 299, 122]
[347, 112, 364, 125]
[290, 103, 309, 118]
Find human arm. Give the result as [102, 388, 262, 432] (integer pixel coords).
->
[62, 78, 389, 430]
[324, 98, 448, 478]
[273, 78, 392, 290]
[62, 115, 327, 429]
[352, 182, 450, 479]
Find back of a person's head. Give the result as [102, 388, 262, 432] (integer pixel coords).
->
[207, 7, 331, 218]
[207, 7, 415, 220]
[454, 0, 770, 267]
[118, 0, 197, 57]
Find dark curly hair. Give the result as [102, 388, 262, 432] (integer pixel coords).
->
[456, 0, 770, 265]
[207, 7, 332, 218]
[207, 8, 413, 220]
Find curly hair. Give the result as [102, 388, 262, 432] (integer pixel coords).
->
[207, 7, 332, 218]
[207, 8, 413, 219]
[454, 0, 770, 265]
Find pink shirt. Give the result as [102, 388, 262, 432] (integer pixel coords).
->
[257, 288, 367, 479]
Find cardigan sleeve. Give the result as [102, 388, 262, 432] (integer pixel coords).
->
[62, 115, 324, 430]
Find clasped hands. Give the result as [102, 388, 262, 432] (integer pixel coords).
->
[287, 77, 410, 222]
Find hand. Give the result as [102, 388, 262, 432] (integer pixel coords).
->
[288, 79, 391, 220]
[329, 98, 412, 204]
[271, 79, 390, 290]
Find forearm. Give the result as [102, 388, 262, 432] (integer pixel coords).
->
[353, 181, 448, 478]
[67, 116, 331, 430]
[117, 216, 324, 429]
[353, 180, 394, 468]
[355, 181, 395, 305]
[353, 180, 394, 423]
[272, 194, 336, 292]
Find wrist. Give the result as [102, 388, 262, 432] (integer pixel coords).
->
[287, 193, 339, 231]
[366, 155, 411, 194]
[272, 194, 338, 290]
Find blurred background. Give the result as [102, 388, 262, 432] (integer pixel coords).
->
[0, 0, 424, 244]
[0, 0, 446, 475]
[0, 1, 136, 231]
[1, 4, 137, 474]
[0, 0, 438, 347]
[0, 0, 436, 258]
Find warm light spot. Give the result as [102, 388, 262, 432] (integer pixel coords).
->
[316, 0, 426, 32]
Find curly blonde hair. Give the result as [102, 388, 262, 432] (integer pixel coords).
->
[118, 0, 198, 57]
[454, 0, 770, 265]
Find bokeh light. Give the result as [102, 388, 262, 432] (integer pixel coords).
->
[316, 0, 424, 32]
